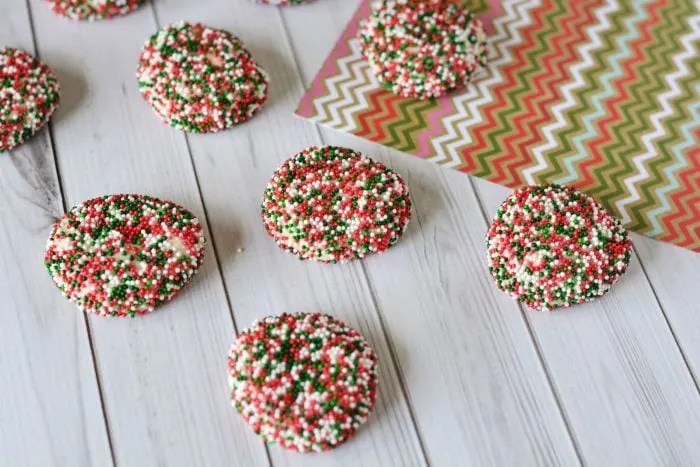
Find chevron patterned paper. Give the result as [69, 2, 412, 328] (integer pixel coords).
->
[296, 0, 700, 252]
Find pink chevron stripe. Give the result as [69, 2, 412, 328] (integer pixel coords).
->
[296, 1, 370, 118]
[412, 96, 458, 158]
[481, 0, 505, 35]
[408, 0, 501, 158]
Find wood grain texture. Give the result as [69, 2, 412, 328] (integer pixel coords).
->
[0, 2, 112, 466]
[339, 137, 584, 467]
[148, 0, 427, 465]
[474, 179, 700, 467]
[282, 1, 582, 465]
[634, 235, 700, 384]
[26, 1, 269, 465]
[2, 0, 699, 465]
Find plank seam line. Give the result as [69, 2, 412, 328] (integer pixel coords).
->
[23, 0, 117, 464]
[184, 133, 243, 335]
[146, 5, 274, 467]
[468, 177, 586, 467]
[633, 248, 700, 395]
[277, 7, 431, 465]
[360, 261, 432, 467]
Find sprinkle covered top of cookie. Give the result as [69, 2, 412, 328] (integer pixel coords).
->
[228, 312, 378, 452]
[45, 194, 206, 317]
[262, 145, 412, 263]
[359, 0, 488, 99]
[487, 184, 633, 311]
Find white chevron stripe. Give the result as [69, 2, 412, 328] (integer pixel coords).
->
[428, 59, 487, 163]
[334, 41, 379, 133]
[325, 38, 375, 131]
[435, 0, 540, 168]
[522, 0, 618, 184]
[310, 37, 366, 126]
[614, 12, 700, 224]
[430, 0, 529, 164]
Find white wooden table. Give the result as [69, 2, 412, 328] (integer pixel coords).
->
[2, 0, 700, 465]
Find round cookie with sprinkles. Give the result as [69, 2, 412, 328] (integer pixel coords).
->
[359, 0, 488, 100]
[44, 0, 146, 21]
[228, 312, 378, 452]
[137, 21, 269, 133]
[262, 145, 411, 263]
[1, 48, 60, 152]
[486, 184, 633, 311]
[45, 194, 206, 317]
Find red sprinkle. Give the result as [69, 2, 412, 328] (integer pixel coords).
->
[1, 48, 60, 152]
[228, 312, 378, 452]
[45, 194, 206, 317]
[262, 146, 412, 263]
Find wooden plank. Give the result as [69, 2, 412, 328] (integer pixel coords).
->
[475, 178, 700, 466]
[148, 0, 427, 465]
[0, 1, 112, 466]
[281, 2, 582, 465]
[314, 139, 583, 466]
[634, 235, 700, 382]
[26, 2, 271, 465]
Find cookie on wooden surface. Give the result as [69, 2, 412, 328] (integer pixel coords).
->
[45, 194, 206, 317]
[137, 21, 269, 133]
[487, 184, 633, 311]
[262, 145, 412, 263]
[359, 0, 488, 99]
[1, 48, 59, 152]
[228, 312, 378, 452]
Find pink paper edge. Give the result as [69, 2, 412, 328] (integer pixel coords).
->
[296, 0, 371, 118]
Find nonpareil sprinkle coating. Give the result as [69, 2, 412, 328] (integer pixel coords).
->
[486, 184, 632, 311]
[137, 21, 269, 133]
[359, 0, 488, 99]
[228, 312, 378, 452]
[45, 194, 206, 317]
[262, 145, 412, 263]
[1, 48, 60, 152]
[45, 0, 146, 20]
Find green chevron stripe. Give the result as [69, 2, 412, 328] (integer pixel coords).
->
[535, 1, 633, 183]
[469, 0, 568, 179]
[641, 88, 700, 236]
[381, 98, 441, 153]
[590, 0, 693, 230]
[591, 2, 689, 233]
[630, 32, 700, 230]
[467, 0, 491, 15]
